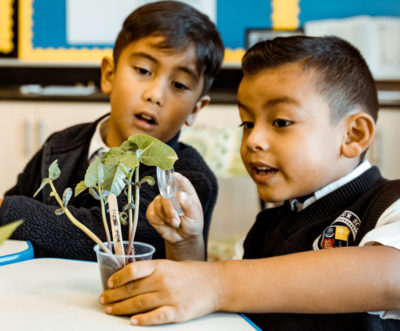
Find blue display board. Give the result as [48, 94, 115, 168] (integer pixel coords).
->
[15, 0, 400, 61]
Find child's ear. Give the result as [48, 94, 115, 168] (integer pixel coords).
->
[100, 56, 115, 95]
[185, 95, 210, 126]
[341, 112, 375, 159]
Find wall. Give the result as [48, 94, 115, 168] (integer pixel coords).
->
[1, 0, 400, 62]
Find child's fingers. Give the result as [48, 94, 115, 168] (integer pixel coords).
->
[158, 196, 181, 228]
[105, 292, 163, 316]
[146, 196, 180, 228]
[174, 172, 198, 197]
[131, 306, 179, 326]
[107, 260, 155, 288]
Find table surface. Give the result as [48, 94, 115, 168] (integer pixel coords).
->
[0, 258, 258, 330]
[0, 239, 29, 256]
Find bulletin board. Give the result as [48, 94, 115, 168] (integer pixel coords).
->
[17, 0, 227, 62]
[18, 0, 113, 62]
[2, 0, 400, 63]
[0, 0, 17, 57]
[16, 0, 268, 63]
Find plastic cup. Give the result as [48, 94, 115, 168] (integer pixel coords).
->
[94, 241, 155, 290]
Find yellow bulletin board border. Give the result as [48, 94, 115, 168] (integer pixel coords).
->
[18, 0, 112, 62]
[0, 0, 15, 54]
[17, 0, 300, 64]
[227, 0, 300, 63]
[18, 0, 245, 63]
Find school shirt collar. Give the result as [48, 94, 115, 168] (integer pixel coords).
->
[289, 160, 372, 212]
[88, 115, 110, 162]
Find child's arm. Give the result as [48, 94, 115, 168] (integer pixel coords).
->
[100, 244, 400, 326]
[146, 172, 205, 261]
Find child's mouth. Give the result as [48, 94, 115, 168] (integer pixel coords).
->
[251, 165, 278, 176]
[136, 113, 156, 125]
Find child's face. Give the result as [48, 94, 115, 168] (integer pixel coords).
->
[102, 36, 209, 146]
[237, 63, 350, 202]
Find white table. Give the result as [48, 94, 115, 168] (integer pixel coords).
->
[0, 239, 34, 265]
[0, 258, 259, 330]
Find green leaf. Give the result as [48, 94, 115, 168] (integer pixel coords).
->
[89, 187, 100, 200]
[102, 148, 139, 169]
[102, 190, 110, 200]
[98, 161, 105, 183]
[84, 157, 102, 188]
[0, 220, 23, 246]
[120, 152, 139, 169]
[33, 178, 50, 197]
[55, 208, 65, 216]
[63, 188, 73, 206]
[102, 163, 129, 197]
[119, 212, 128, 226]
[74, 180, 87, 197]
[124, 135, 178, 170]
[48, 160, 61, 180]
[139, 175, 155, 186]
[122, 202, 135, 212]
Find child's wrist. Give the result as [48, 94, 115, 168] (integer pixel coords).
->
[165, 236, 205, 260]
[208, 261, 231, 311]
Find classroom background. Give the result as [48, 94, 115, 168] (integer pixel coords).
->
[1, 0, 399, 260]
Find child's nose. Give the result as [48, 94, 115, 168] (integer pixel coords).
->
[246, 126, 270, 152]
[143, 78, 166, 107]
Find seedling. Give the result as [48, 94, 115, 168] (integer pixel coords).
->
[34, 134, 178, 257]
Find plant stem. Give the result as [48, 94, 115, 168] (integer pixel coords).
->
[49, 181, 114, 257]
[98, 184, 112, 251]
[127, 168, 140, 256]
[127, 170, 134, 238]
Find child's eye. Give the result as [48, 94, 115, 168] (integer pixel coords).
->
[239, 122, 254, 129]
[173, 81, 189, 91]
[134, 66, 151, 76]
[273, 119, 292, 128]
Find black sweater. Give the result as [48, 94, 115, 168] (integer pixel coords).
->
[243, 166, 400, 331]
[0, 116, 218, 261]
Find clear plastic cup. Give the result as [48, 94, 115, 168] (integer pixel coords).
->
[94, 241, 155, 290]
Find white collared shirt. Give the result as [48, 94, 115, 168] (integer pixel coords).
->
[87, 116, 110, 162]
[289, 160, 372, 212]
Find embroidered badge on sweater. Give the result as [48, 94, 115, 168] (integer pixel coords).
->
[313, 210, 362, 250]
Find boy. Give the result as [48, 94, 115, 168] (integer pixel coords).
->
[0, 1, 224, 261]
[100, 36, 400, 330]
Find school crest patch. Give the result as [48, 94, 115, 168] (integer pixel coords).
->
[313, 210, 362, 250]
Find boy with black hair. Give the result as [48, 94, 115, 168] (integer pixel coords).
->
[100, 36, 400, 330]
[0, 1, 224, 261]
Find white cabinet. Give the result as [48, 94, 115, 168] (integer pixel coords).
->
[0, 103, 37, 193]
[0, 101, 109, 193]
[367, 108, 400, 180]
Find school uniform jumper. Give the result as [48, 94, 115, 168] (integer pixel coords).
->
[243, 166, 400, 331]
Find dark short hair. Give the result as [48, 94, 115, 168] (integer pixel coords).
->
[241, 36, 379, 123]
[113, 0, 224, 95]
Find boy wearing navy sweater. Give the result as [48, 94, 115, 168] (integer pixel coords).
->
[0, 1, 224, 261]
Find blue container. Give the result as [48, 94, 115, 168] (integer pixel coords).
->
[0, 240, 34, 266]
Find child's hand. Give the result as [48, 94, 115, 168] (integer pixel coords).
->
[146, 173, 205, 260]
[99, 259, 221, 326]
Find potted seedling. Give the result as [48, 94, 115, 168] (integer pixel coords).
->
[34, 134, 178, 289]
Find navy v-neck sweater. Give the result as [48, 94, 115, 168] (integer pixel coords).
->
[243, 166, 400, 330]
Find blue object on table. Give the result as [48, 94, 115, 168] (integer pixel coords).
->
[240, 313, 263, 331]
[0, 240, 34, 266]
